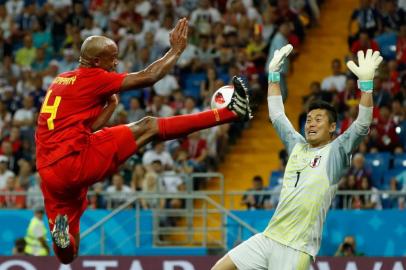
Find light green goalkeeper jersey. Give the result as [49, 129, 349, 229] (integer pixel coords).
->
[264, 110, 370, 257]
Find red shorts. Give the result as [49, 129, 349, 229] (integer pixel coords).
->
[39, 125, 137, 235]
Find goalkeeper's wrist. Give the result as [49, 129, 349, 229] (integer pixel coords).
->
[268, 72, 280, 83]
[357, 80, 373, 93]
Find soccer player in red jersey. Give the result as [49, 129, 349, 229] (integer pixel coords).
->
[35, 18, 252, 264]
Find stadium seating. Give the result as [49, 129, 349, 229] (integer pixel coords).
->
[393, 153, 406, 169]
[364, 152, 391, 188]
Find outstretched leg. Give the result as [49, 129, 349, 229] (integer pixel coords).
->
[128, 76, 252, 148]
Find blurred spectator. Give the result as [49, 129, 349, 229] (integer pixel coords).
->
[88, 182, 106, 209]
[346, 153, 371, 189]
[42, 60, 59, 90]
[370, 105, 400, 151]
[153, 73, 179, 97]
[358, 176, 382, 209]
[0, 97, 12, 126]
[140, 171, 161, 209]
[0, 28, 13, 60]
[6, 0, 24, 20]
[16, 159, 35, 190]
[147, 95, 174, 117]
[350, 30, 380, 55]
[80, 15, 102, 40]
[181, 132, 208, 172]
[381, 0, 405, 32]
[106, 174, 133, 208]
[12, 238, 28, 256]
[348, 0, 381, 44]
[58, 48, 77, 73]
[321, 59, 347, 93]
[15, 34, 36, 68]
[127, 97, 146, 123]
[152, 160, 185, 223]
[0, 155, 14, 189]
[154, 15, 173, 49]
[31, 48, 49, 74]
[0, 176, 25, 208]
[196, 34, 218, 67]
[180, 96, 200, 115]
[396, 24, 406, 68]
[339, 105, 358, 134]
[68, 1, 89, 29]
[241, 175, 272, 210]
[267, 21, 291, 101]
[24, 206, 49, 256]
[190, 0, 221, 32]
[390, 170, 406, 209]
[26, 173, 44, 209]
[142, 141, 174, 170]
[12, 95, 35, 140]
[373, 76, 393, 108]
[173, 149, 194, 175]
[335, 236, 364, 256]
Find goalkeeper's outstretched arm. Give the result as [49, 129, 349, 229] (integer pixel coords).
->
[267, 44, 293, 122]
[346, 49, 383, 129]
[266, 44, 305, 154]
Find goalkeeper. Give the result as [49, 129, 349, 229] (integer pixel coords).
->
[211, 46, 382, 270]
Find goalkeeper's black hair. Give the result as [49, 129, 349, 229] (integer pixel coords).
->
[307, 100, 337, 124]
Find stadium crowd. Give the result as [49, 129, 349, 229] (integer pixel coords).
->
[0, 0, 404, 213]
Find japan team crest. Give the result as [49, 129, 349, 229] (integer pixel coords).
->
[310, 155, 322, 168]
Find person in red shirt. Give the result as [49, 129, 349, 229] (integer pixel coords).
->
[35, 18, 252, 264]
[0, 176, 25, 209]
[351, 30, 380, 56]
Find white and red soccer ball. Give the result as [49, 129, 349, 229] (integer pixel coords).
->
[210, 85, 234, 110]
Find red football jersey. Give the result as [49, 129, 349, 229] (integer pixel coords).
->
[35, 67, 127, 169]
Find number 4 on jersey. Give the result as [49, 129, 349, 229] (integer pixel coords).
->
[40, 90, 61, 130]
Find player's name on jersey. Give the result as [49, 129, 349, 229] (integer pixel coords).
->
[53, 76, 77, 85]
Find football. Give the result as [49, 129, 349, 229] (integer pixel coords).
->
[210, 85, 234, 109]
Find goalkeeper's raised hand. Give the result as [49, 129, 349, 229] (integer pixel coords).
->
[268, 44, 293, 83]
[346, 49, 383, 93]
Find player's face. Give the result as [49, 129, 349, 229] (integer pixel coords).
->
[99, 44, 119, 72]
[305, 109, 336, 147]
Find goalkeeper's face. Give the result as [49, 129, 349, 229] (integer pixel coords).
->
[305, 109, 336, 147]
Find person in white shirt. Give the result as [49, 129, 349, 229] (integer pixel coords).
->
[153, 74, 179, 97]
[142, 141, 174, 169]
[13, 95, 35, 132]
[147, 95, 174, 117]
[155, 15, 173, 49]
[0, 155, 14, 189]
[106, 174, 133, 208]
[190, 0, 221, 30]
[80, 15, 102, 40]
[321, 58, 347, 93]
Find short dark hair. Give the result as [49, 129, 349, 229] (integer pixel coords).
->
[307, 100, 337, 124]
[253, 175, 263, 182]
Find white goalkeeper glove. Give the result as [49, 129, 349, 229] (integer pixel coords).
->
[268, 44, 293, 82]
[346, 49, 383, 92]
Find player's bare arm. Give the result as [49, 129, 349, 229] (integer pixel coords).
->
[120, 18, 188, 91]
[91, 94, 118, 131]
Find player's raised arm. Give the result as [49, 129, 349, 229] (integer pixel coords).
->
[347, 49, 383, 109]
[120, 18, 188, 91]
[266, 44, 305, 155]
